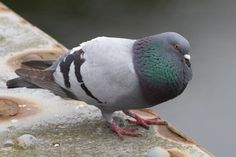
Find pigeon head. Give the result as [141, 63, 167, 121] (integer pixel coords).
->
[133, 32, 192, 103]
[152, 32, 191, 68]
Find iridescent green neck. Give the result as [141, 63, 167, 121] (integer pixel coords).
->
[133, 37, 185, 103]
[133, 37, 179, 86]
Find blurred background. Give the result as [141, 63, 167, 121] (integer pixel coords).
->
[2, 0, 236, 156]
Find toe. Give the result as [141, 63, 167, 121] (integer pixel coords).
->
[111, 121, 141, 137]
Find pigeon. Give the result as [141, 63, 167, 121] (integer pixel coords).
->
[6, 32, 192, 137]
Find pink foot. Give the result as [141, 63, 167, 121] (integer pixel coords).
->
[111, 121, 140, 137]
[124, 110, 167, 129]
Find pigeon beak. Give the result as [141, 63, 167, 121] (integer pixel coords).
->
[184, 54, 191, 60]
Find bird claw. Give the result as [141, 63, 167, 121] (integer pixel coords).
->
[126, 119, 150, 129]
[111, 122, 141, 137]
[126, 112, 168, 129]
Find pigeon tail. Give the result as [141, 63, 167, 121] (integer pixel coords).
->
[7, 68, 77, 99]
[21, 59, 55, 70]
[6, 77, 38, 88]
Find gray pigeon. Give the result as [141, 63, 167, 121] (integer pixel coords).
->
[7, 32, 192, 137]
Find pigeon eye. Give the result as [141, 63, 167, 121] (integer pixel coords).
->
[173, 44, 180, 50]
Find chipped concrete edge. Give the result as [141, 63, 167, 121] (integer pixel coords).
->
[161, 124, 214, 157]
[133, 109, 215, 156]
[0, 2, 215, 157]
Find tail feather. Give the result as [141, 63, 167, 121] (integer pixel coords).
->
[15, 68, 54, 82]
[21, 60, 55, 70]
[7, 68, 77, 100]
[6, 77, 38, 88]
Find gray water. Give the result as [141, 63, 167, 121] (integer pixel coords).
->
[2, 0, 236, 156]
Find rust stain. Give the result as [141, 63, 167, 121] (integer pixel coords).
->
[168, 148, 190, 157]
[51, 43, 67, 51]
[131, 109, 190, 143]
[132, 109, 190, 143]
[156, 125, 193, 144]
[132, 108, 158, 119]
[0, 96, 41, 122]
[0, 3, 10, 12]
[137, 108, 157, 117]
[0, 98, 19, 117]
[3, 49, 64, 70]
[132, 109, 193, 144]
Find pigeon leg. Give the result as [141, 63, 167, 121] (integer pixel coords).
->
[123, 110, 167, 129]
[100, 109, 140, 137]
[111, 121, 140, 137]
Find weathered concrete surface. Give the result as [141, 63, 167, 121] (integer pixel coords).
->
[0, 2, 214, 157]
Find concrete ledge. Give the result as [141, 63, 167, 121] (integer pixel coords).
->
[0, 2, 214, 157]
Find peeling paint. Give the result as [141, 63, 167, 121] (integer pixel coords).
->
[0, 3, 10, 12]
